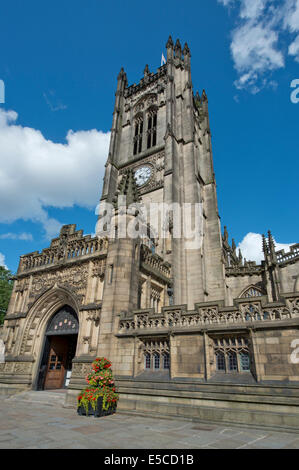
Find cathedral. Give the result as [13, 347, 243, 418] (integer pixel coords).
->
[1, 37, 299, 429]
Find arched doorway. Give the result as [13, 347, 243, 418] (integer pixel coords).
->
[36, 306, 79, 390]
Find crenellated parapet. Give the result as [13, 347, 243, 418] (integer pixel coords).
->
[276, 243, 299, 265]
[124, 65, 167, 99]
[140, 244, 171, 284]
[118, 293, 299, 334]
[18, 224, 108, 275]
[225, 263, 262, 277]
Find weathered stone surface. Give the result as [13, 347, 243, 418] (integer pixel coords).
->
[0, 38, 298, 430]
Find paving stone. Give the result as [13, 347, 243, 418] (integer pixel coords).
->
[210, 438, 248, 449]
[0, 400, 299, 449]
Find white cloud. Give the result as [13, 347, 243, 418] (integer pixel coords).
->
[219, 0, 299, 91]
[0, 232, 33, 241]
[43, 91, 67, 112]
[231, 21, 284, 89]
[240, 0, 268, 19]
[284, 0, 299, 32]
[284, 0, 299, 60]
[0, 252, 7, 268]
[0, 109, 110, 239]
[237, 232, 295, 263]
[218, 0, 236, 5]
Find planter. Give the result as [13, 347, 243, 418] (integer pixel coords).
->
[77, 396, 117, 418]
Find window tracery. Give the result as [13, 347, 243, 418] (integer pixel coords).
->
[150, 286, 162, 312]
[213, 335, 251, 373]
[141, 338, 170, 371]
[240, 286, 264, 298]
[147, 108, 157, 149]
[133, 116, 143, 155]
[46, 306, 79, 335]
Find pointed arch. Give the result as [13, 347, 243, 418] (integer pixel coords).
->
[239, 285, 265, 299]
[19, 285, 80, 357]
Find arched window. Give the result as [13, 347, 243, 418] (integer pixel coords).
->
[228, 352, 238, 371]
[154, 353, 160, 369]
[46, 306, 79, 335]
[240, 285, 264, 298]
[214, 336, 251, 374]
[216, 351, 226, 371]
[163, 353, 170, 370]
[145, 353, 151, 369]
[147, 109, 157, 149]
[240, 352, 250, 371]
[133, 117, 143, 155]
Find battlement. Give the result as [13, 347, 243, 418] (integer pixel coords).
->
[124, 64, 167, 98]
[18, 224, 108, 274]
[276, 243, 299, 264]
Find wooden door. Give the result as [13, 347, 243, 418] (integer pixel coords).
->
[44, 336, 68, 390]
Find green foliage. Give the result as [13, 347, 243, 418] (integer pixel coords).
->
[77, 357, 119, 416]
[0, 266, 13, 325]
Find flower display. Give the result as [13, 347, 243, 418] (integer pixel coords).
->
[77, 357, 119, 416]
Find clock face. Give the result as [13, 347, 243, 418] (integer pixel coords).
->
[134, 166, 152, 186]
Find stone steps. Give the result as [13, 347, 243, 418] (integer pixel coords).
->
[112, 378, 299, 432]
[5, 390, 67, 407]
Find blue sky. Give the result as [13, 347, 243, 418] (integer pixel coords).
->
[0, 0, 298, 273]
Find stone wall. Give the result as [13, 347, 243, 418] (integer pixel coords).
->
[254, 327, 299, 381]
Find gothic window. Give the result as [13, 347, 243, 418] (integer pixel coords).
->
[213, 335, 251, 374]
[150, 286, 162, 313]
[216, 351, 226, 371]
[145, 353, 151, 369]
[228, 352, 238, 371]
[146, 109, 157, 149]
[240, 352, 250, 371]
[133, 117, 143, 155]
[154, 353, 160, 369]
[240, 286, 264, 298]
[46, 306, 79, 335]
[163, 353, 170, 370]
[141, 338, 169, 372]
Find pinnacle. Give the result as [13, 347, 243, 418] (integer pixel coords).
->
[175, 38, 181, 50]
[113, 170, 141, 210]
[166, 35, 174, 48]
[183, 42, 190, 55]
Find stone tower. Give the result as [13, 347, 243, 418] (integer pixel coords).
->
[1, 37, 299, 430]
[99, 36, 225, 309]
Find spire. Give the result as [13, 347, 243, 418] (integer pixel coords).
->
[117, 67, 125, 81]
[268, 230, 277, 261]
[232, 238, 236, 253]
[202, 89, 208, 102]
[113, 170, 141, 211]
[238, 249, 243, 266]
[223, 226, 228, 242]
[144, 64, 150, 77]
[166, 35, 174, 49]
[262, 234, 268, 256]
[183, 42, 190, 56]
[268, 230, 275, 249]
[174, 39, 182, 59]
